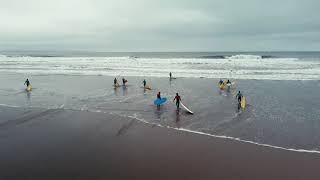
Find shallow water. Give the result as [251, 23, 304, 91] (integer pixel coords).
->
[0, 73, 319, 150]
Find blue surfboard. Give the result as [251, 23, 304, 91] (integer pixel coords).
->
[154, 97, 167, 106]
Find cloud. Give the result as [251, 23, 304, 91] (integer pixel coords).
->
[0, 0, 319, 51]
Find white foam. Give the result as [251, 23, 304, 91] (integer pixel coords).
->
[0, 103, 20, 108]
[228, 54, 262, 59]
[0, 55, 319, 80]
[1, 102, 318, 154]
[126, 114, 320, 154]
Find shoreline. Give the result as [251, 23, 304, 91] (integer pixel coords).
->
[1, 73, 320, 151]
[1, 99, 320, 155]
[1, 106, 320, 179]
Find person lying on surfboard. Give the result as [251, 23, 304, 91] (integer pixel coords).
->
[173, 93, 181, 109]
[24, 79, 30, 87]
[142, 79, 146, 88]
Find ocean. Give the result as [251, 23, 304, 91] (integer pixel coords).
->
[0, 51, 320, 152]
[1, 51, 320, 80]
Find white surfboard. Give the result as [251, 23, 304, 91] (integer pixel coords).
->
[180, 102, 194, 114]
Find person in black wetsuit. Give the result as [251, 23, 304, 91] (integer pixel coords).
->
[143, 79, 146, 88]
[24, 79, 30, 87]
[114, 78, 118, 86]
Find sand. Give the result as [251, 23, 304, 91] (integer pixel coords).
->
[0, 106, 320, 180]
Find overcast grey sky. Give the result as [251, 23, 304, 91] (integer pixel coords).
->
[0, 0, 319, 51]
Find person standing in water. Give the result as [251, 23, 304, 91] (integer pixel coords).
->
[226, 79, 231, 91]
[122, 77, 127, 86]
[173, 93, 181, 109]
[114, 78, 118, 86]
[142, 79, 146, 88]
[169, 72, 172, 79]
[236, 91, 242, 103]
[156, 92, 161, 107]
[24, 79, 30, 87]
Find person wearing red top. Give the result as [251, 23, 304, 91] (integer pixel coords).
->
[173, 93, 181, 109]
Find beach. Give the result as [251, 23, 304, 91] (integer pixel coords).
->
[1, 72, 320, 150]
[0, 52, 320, 179]
[1, 106, 320, 180]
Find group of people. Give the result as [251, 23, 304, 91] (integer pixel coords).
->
[156, 91, 181, 108]
[219, 79, 232, 87]
[113, 72, 182, 109]
[113, 74, 243, 110]
[219, 79, 244, 108]
[25, 72, 243, 111]
[114, 77, 128, 86]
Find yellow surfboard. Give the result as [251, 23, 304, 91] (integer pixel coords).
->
[26, 85, 32, 92]
[241, 96, 246, 109]
[219, 82, 226, 89]
[219, 80, 229, 89]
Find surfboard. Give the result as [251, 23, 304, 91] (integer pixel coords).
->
[26, 85, 32, 92]
[154, 97, 167, 106]
[113, 84, 121, 88]
[219, 83, 225, 89]
[144, 86, 152, 90]
[241, 96, 246, 109]
[180, 102, 194, 114]
[223, 80, 228, 84]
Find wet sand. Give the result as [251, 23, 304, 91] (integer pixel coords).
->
[0, 106, 320, 180]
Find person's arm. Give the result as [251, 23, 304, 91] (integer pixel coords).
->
[173, 97, 176, 102]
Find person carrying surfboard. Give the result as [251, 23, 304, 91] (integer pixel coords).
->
[122, 78, 127, 86]
[236, 91, 242, 103]
[156, 92, 162, 107]
[24, 79, 30, 87]
[173, 93, 181, 109]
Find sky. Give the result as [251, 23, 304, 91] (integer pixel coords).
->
[0, 0, 319, 52]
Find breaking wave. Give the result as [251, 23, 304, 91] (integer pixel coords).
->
[0, 54, 319, 80]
